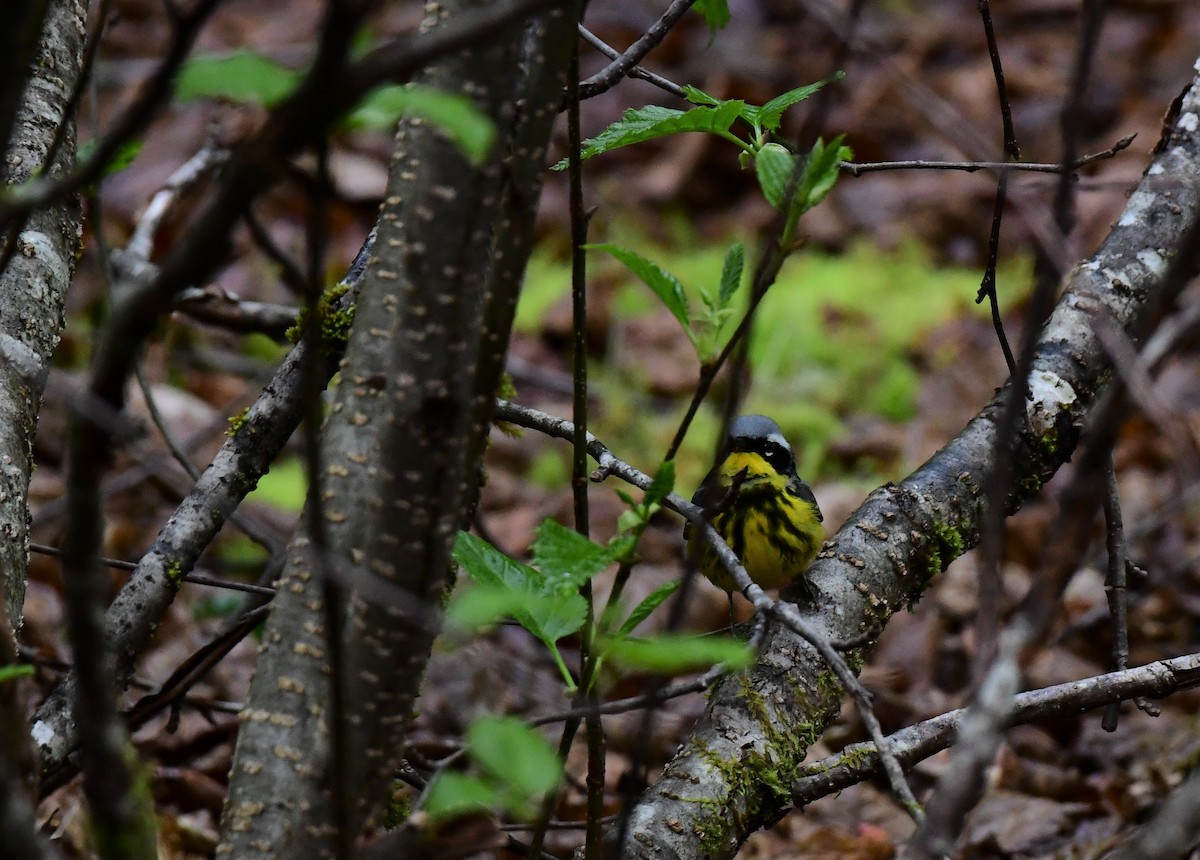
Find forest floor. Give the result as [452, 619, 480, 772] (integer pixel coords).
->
[20, 0, 1200, 857]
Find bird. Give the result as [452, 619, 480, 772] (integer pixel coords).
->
[687, 414, 824, 618]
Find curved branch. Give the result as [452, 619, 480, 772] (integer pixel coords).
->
[616, 62, 1200, 860]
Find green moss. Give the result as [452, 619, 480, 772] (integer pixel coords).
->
[382, 781, 412, 830]
[286, 282, 355, 345]
[165, 559, 185, 584]
[931, 521, 965, 568]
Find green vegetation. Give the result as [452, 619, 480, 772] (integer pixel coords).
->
[514, 234, 1031, 486]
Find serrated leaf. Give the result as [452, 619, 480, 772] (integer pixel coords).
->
[680, 85, 722, 107]
[453, 532, 588, 647]
[469, 716, 562, 798]
[531, 520, 617, 593]
[587, 243, 692, 334]
[454, 531, 540, 595]
[423, 772, 498, 822]
[176, 50, 300, 107]
[616, 580, 682, 639]
[755, 142, 796, 210]
[693, 0, 731, 31]
[609, 633, 755, 674]
[554, 101, 745, 169]
[345, 85, 495, 165]
[747, 74, 843, 132]
[718, 243, 745, 306]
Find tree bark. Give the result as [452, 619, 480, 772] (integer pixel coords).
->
[0, 0, 83, 637]
[216, 3, 578, 854]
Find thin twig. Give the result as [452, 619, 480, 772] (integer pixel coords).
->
[577, 0, 699, 100]
[577, 26, 684, 98]
[793, 652, 1200, 806]
[841, 135, 1133, 176]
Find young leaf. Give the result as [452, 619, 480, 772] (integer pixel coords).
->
[344, 85, 496, 165]
[693, 0, 731, 31]
[718, 243, 745, 306]
[644, 460, 676, 507]
[616, 580, 682, 639]
[176, 50, 300, 107]
[554, 100, 746, 168]
[680, 85, 723, 108]
[608, 632, 755, 674]
[799, 135, 852, 212]
[454, 531, 540, 596]
[755, 142, 796, 210]
[746, 75, 844, 132]
[468, 716, 562, 799]
[587, 243, 692, 335]
[423, 772, 498, 822]
[531, 519, 619, 593]
[444, 584, 528, 632]
[452, 532, 588, 652]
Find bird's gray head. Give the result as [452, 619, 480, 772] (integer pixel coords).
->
[728, 414, 790, 450]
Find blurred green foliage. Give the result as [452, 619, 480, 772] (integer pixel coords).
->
[515, 234, 1031, 486]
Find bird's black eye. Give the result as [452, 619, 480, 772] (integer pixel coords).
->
[760, 441, 793, 473]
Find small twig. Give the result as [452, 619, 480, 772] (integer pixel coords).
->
[244, 208, 309, 295]
[841, 135, 1134, 176]
[29, 542, 275, 596]
[529, 666, 723, 726]
[793, 651, 1200, 806]
[577, 0, 699, 101]
[577, 26, 684, 98]
[173, 287, 299, 339]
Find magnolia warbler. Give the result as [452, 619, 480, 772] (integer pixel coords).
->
[687, 414, 824, 603]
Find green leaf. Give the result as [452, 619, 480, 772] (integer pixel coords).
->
[608, 633, 755, 674]
[452, 532, 588, 651]
[444, 584, 528, 632]
[799, 135, 852, 212]
[531, 520, 618, 593]
[680, 85, 723, 108]
[468, 716, 562, 799]
[423, 772, 498, 822]
[0, 664, 33, 685]
[345, 85, 496, 165]
[616, 580, 682, 639]
[587, 243, 692, 335]
[645, 460, 676, 506]
[176, 50, 300, 107]
[78, 138, 143, 179]
[718, 243, 745, 306]
[554, 100, 745, 168]
[755, 142, 796, 210]
[693, 0, 731, 31]
[746, 75, 843, 132]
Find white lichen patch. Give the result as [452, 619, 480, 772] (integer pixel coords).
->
[1179, 112, 1200, 133]
[1025, 370, 1077, 436]
[1136, 248, 1166, 277]
[1118, 189, 1156, 226]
